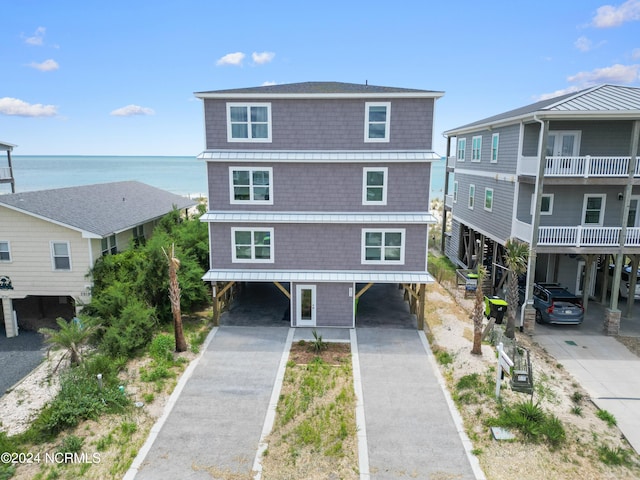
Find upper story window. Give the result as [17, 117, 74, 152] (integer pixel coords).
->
[546, 131, 581, 157]
[363, 167, 388, 205]
[132, 225, 145, 246]
[582, 194, 605, 226]
[362, 229, 405, 264]
[468, 184, 475, 210]
[229, 167, 273, 205]
[101, 235, 117, 256]
[471, 136, 482, 162]
[491, 133, 499, 163]
[0, 241, 10, 262]
[51, 241, 71, 271]
[364, 102, 390, 142]
[232, 228, 273, 263]
[226, 103, 272, 142]
[457, 138, 466, 161]
[484, 188, 493, 212]
[531, 194, 554, 216]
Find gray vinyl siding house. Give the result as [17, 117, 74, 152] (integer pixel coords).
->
[196, 81, 443, 328]
[442, 84, 640, 335]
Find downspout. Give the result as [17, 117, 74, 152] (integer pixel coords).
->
[522, 115, 548, 331]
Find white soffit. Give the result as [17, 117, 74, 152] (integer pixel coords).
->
[197, 150, 442, 162]
[202, 269, 433, 283]
[200, 211, 437, 224]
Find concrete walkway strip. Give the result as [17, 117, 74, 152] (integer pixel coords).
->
[350, 328, 371, 480]
[252, 327, 294, 479]
[418, 331, 486, 480]
[123, 326, 220, 480]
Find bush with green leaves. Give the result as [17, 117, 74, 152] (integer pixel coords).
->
[491, 400, 566, 448]
[99, 299, 157, 358]
[149, 333, 175, 362]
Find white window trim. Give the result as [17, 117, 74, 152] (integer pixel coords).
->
[468, 184, 475, 210]
[491, 133, 499, 163]
[484, 188, 493, 212]
[0, 240, 11, 262]
[362, 167, 388, 205]
[364, 102, 391, 143]
[51, 241, 72, 271]
[582, 194, 606, 226]
[471, 136, 482, 162]
[226, 102, 272, 143]
[457, 138, 466, 162]
[530, 193, 554, 216]
[231, 227, 274, 263]
[453, 181, 458, 203]
[229, 166, 274, 205]
[361, 228, 405, 265]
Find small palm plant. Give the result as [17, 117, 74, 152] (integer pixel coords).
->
[39, 316, 101, 368]
[503, 238, 529, 339]
[471, 266, 486, 356]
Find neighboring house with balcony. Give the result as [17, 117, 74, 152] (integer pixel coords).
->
[442, 84, 640, 334]
[0, 181, 195, 337]
[195, 81, 443, 328]
[0, 141, 16, 194]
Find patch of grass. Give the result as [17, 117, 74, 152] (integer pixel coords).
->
[570, 405, 583, 416]
[427, 252, 457, 284]
[596, 409, 617, 427]
[57, 435, 83, 455]
[490, 400, 566, 447]
[598, 444, 633, 466]
[570, 391, 584, 404]
[433, 346, 454, 366]
[142, 392, 155, 404]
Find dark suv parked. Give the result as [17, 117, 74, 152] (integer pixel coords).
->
[532, 283, 584, 325]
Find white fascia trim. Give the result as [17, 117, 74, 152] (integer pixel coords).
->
[197, 150, 442, 163]
[453, 168, 517, 183]
[0, 203, 101, 239]
[202, 269, 434, 283]
[195, 92, 444, 100]
[201, 211, 437, 224]
[451, 214, 506, 244]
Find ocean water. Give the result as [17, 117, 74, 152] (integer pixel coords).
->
[7, 155, 445, 199]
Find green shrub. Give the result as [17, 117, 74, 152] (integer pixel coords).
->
[57, 435, 83, 455]
[83, 353, 127, 381]
[434, 347, 453, 365]
[596, 408, 617, 427]
[140, 364, 175, 382]
[491, 400, 565, 447]
[149, 334, 175, 362]
[100, 299, 157, 358]
[598, 445, 633, 466]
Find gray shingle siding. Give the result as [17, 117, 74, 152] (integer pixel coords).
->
[291, 282, 353, 327]
[207, 162, 430, 212]
[455, 125, 520, 174]
[203, 97, 435, 150]
[210, 223, 427, 271]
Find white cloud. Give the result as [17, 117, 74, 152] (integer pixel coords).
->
[261, 81, 277, 86]
[252, 51, 275, 65]
[28, 59, 59, 72]
[216, 52, 245, 66]
[537, 87, 583, 101]
[110, 105, 155, 116]
[592, 0, 640, 27]
[0, 97, 57, 117]
[574, 36, 592, 52]
[24, 27, 46, 46]
[567, 63, 640, 84]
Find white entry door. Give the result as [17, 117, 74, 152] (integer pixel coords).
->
[296, 285, 316, 327]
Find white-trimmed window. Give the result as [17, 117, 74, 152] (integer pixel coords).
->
[363, 167, 388, 204]
[582, 194, 606, 226]
[457, 138, 466, 161]
[491, 133, 499, 163]
[51, 242, 71, 271]
[362, 229, 405, 264]
[484, 188, 493, 212]
[364, 102, 390, 142]
[101, 235, 117, 256]
[471, 136, 482, 162]
[453, 181, 458, 203]
[229, 167, 273, 204]
[0, 241, 10, 262]
[226, 103, 272, 142]
[232, 228, 273, 263]
[530, 194, 554, 216]
[468, 184, 475, 209]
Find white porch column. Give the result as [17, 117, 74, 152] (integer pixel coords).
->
[2, 296, 17, 338]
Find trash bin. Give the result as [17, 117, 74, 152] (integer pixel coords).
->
[484, 296, 508, 324]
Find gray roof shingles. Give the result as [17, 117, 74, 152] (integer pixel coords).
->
[196, 81, 443, 96]
[0, 181, 196, 237]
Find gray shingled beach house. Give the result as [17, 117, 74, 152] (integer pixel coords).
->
[0, 181, 195, 337]
[196, 81, 443, 327]
[442, 84, 640, 335]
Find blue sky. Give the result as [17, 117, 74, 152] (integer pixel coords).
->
[1, 0, 639, 156]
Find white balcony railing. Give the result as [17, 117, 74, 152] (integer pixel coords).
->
[446, 156, 456, 168]
[513, 219, 533, 243]
[0, 167, 11, 180]
[517, 156, 540, 176]
[545, 156, 640, 178]
[537, 226, 640, 247]
[444, 194, 453, 208]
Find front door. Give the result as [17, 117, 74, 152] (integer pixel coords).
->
[296, 285, 316, 327]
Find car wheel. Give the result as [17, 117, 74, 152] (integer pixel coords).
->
[535, 309, 543, 324]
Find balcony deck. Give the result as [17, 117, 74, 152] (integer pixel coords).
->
[514, 224, 640, 247]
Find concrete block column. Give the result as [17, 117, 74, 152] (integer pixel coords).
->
[2, 297, 17, 338]
[523, 304, 536, 334]
[604, 308, 621, 336]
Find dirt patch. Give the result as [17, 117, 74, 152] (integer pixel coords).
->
[616, 335, 640, 357]
[288, 341, 351, 365]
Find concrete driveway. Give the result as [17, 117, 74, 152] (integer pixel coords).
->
[0, 328, 45, 396]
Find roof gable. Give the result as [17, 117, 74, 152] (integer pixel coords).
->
[0, 181, 195, 238]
